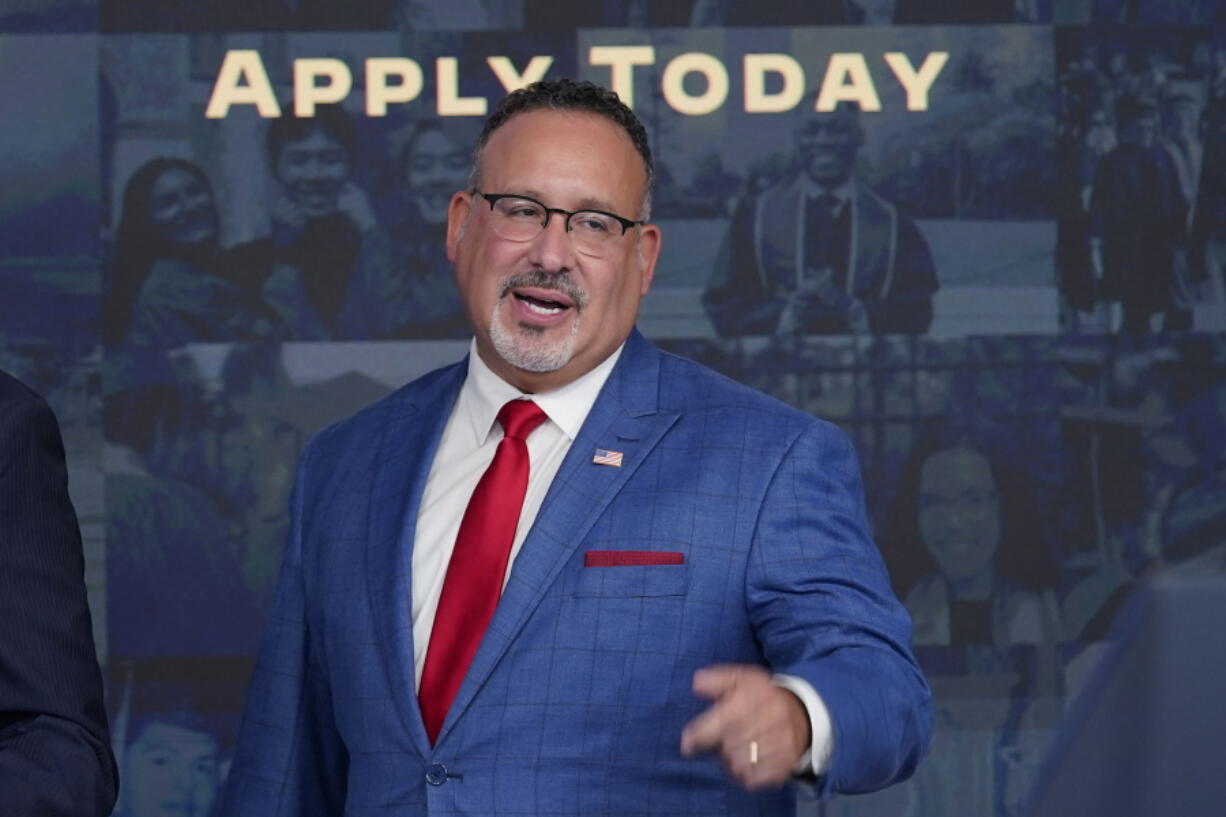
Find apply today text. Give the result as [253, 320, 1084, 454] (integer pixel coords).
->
[205, 47, 949, 118]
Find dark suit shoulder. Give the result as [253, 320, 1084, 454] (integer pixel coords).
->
[0, 369, 46, 415]
[0, 373, 65, 464]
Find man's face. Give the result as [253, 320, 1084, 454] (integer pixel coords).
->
[148, 168, 216, 246]
[917, 446, 1001, 585]
[447, 109, 661, 393]
[118, 721, 220, 817]
[406, 127, 470, 228]
[796, 108, 863, 187]
[274, 129, 350, 218]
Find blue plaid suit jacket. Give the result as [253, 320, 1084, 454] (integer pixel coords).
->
[220, 330, 930, 816]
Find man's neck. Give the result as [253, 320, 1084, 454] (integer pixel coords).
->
[801, 173, 853, 202]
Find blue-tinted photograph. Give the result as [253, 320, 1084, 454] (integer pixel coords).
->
[99, 0, 539, 32]
[106, 659, 247, 817]
[584, 25, 1057, 341]
[1055, 25, 1226, 333]
[1, 38, 100, 345]
[101, 31, 576, 345]
[0, 0, 95, 32]
[1057, 333, 1226, 640]
[1057, 0, 1224, 24]
[102, 340, 462, 658]
[522, 0, 1050, 28]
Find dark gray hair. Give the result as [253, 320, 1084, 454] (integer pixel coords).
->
[469, 78, 654, 220]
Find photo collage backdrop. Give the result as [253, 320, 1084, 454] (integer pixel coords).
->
[4, 2, 1226, 815]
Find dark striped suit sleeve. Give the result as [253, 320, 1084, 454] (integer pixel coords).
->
[0, 375, 118, 816]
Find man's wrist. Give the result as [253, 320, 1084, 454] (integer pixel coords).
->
[773, 673, 834, 777]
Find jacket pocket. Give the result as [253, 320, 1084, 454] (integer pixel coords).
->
[584, 549, 684, 567]
[573, 557, 688, 598]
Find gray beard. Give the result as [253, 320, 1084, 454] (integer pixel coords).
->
[487, 272, 587, 373]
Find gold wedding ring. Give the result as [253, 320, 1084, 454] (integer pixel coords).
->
[749, 740, 759, 766]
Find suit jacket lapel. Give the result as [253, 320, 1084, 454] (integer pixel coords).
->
[435, 331, 681, 746]
[365, 361, 465, 758]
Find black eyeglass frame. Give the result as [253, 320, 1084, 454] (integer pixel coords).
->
[472, 190, 644, 237]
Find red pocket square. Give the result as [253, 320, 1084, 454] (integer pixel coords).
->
[584, 550, 685, 567]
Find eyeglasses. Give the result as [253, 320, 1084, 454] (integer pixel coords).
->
[472, 191, 643, 257]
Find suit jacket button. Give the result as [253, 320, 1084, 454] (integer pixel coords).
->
[426, 763, 448, 786]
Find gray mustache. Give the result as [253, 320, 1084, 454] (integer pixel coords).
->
[499, 271, 588, 310]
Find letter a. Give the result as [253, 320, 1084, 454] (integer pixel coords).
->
[205, 50, 281, 119]
[815, 53, 881, 112]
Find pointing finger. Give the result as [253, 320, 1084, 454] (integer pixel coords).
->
[691, 664, 749, 700]
[679, 697, 729, 756]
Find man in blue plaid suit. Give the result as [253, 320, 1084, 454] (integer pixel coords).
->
[220, 79, 930, 816]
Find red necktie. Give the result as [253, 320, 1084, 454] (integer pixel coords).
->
[419, 398, 548, 745]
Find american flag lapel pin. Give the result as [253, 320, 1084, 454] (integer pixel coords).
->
[592, 448, 624, 467]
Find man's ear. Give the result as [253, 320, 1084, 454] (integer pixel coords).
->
[446, 191, 473, 263]
[636, 223, 662, 296]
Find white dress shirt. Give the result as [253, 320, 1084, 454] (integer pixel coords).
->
[410, 341, 833, 775]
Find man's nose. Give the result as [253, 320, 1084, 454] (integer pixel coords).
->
[526, 211, 576, 271]
[167, 765, 193, 791]
[302, 156, 330, 176]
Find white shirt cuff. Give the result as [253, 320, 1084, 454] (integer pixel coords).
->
[773, 673, 834, 777]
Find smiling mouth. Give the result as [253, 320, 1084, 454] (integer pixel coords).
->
[499, 272, 587, 324]
[513, 292, 571, 316]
